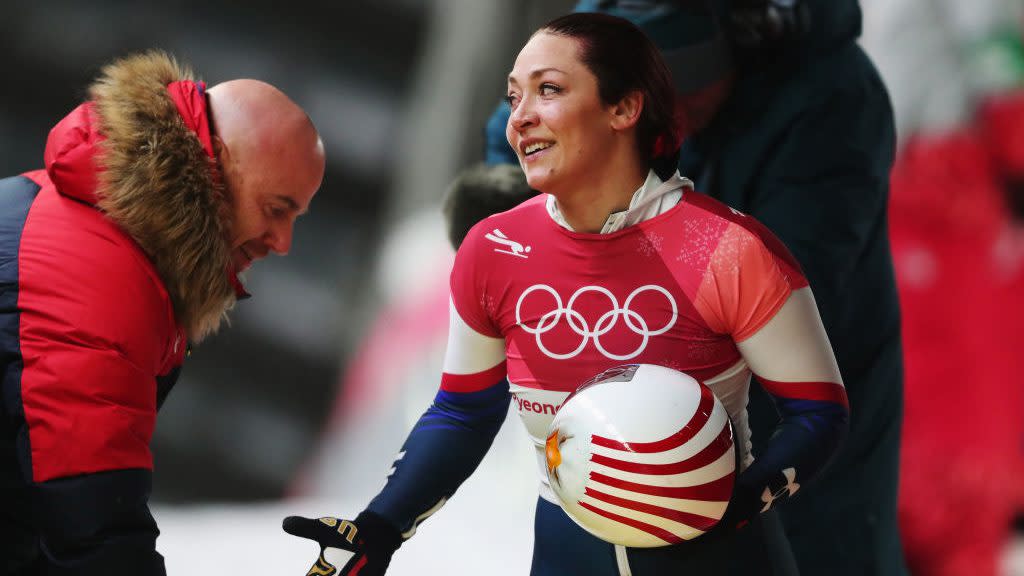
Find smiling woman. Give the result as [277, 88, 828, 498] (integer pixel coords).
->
[505, 13, 677, 233]
[285, 12, 847, 576]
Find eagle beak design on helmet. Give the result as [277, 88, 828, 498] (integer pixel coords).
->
[545, 429, 564, 485]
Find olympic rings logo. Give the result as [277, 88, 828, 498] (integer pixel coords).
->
[515, 284, 678, 360]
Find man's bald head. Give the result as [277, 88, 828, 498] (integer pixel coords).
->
[206, 79, 325, 271]
[207, 79, 324, 199]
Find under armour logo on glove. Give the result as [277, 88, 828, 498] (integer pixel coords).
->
[760, 467, 800, 512]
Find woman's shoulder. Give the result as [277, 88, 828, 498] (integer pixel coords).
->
[678, 189, 750, 226]
[460, 194, 548, 248]
[677, 191, 804, 276]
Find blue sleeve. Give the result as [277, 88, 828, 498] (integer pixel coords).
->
[365, 379, 510, 536]
[729, 394, 849, 524]
[484, 101, 518, 166]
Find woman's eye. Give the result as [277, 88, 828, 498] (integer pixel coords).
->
[506, 93, 519, 109]
[540, 83, 561, 96]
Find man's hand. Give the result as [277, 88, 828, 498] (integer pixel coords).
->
[283, 511, 402, 576]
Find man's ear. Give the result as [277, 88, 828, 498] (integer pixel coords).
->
[211, 134, 237, 190]
[609, 90, 643, 131]
[212, 134, 234, 176]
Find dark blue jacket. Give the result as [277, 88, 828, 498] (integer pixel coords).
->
[679, 2, 907, 574]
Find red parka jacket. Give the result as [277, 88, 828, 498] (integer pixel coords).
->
[0, 51, 239, 575]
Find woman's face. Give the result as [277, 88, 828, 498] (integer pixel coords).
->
[506, 33, 622, 194]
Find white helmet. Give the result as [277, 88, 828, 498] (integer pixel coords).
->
[545, 364, 735, 548]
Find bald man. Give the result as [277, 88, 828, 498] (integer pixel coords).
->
[0, 51, 324, 575]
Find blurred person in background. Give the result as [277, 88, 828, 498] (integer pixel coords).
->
[479, 1, 904, 574]
[441, 163, 537, 250]
[678, 1, 904, 573]
[285, 12, 849, 576]
[885, 22, 1024, 575]
[0, 50, 324, 574]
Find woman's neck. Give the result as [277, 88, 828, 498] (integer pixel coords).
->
[554, 157, 648, 234]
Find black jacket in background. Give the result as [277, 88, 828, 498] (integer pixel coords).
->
[680, 2, 906, 574]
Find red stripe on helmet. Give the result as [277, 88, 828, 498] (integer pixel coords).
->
[590, 425, 732, 475]
[588, 470, 733, 501]
[590, 384, 714, 453]
[584, 487, 722, 530]
[577, 501, 686, 545]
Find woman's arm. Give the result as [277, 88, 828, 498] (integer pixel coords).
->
[729, 287, 849, 524]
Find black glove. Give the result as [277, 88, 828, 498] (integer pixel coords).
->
[283, 511, 403, 576]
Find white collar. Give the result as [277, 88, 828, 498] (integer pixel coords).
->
[546, 170, 693, 233]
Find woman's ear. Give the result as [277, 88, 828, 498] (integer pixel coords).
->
[609, 90, 644, 131]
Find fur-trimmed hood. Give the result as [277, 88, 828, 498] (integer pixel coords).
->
[43, 51, 236, 342]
